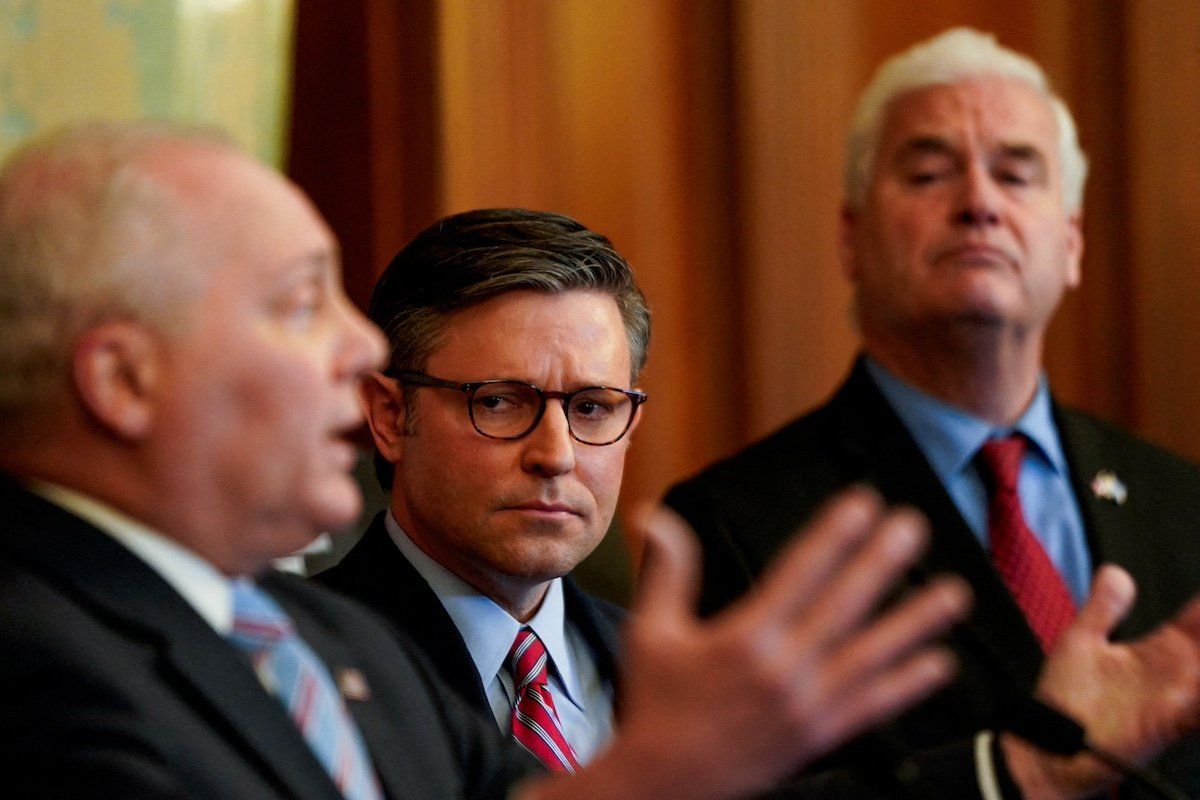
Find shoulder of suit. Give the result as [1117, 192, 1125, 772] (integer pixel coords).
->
[1055, 402, 1200, 479]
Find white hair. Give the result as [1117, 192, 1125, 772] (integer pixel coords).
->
[0, 121, 233, 414]
[844, 27, 1088, 212]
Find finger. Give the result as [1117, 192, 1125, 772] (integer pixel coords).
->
[737, 487, 885, 625]
[627, 502, 701, 624]
[814, 648, 958, 760]
[1170, 593, 1200, 641]
[1073, 564, 1137, 639]
[785, 506, 931, 650]
[812, 576, 970, 697]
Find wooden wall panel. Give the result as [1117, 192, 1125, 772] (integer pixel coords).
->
[1127, 3, 1200, 456]
[290, 0, 1200, 525]
[730, 0, 861, 440]
[435, 0, 739, 510]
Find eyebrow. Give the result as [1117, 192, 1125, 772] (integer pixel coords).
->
[893, 136, 957, 161]
[892, 137, 1049, 169]
[994, 143, 1047, 165]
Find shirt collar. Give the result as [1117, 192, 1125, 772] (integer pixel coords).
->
[27, 480, 234, 634]
[864, 357, 1069, 479]
[384, 511, 585, 708]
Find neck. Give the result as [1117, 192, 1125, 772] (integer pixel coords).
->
[476, 576, 551, 623]
[2, 437, 275, 577]
[863, 321, 1043, 425]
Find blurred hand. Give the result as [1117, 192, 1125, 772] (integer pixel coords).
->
[1004, 564, 1200, 799]
[527, 488, 970, 800]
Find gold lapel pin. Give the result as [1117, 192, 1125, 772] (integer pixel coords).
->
[1090, 470, 1128, 505]
[337, 667, 371, 702]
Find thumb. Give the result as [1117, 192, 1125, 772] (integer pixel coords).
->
[1073, 564, 1137, 639]
[627, 502, 701, 624]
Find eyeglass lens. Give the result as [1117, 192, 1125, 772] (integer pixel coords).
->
[469, 382, 636, 443]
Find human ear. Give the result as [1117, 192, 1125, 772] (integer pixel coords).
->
[72, 322, 160, 439]
[1064, 211, 1084, 289]
[359, 371, 407, 465]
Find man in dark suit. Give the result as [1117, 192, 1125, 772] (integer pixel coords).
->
[668, 27, 1200, 800]
[0, 121, 970, 799]
[318, 210, 630, 764]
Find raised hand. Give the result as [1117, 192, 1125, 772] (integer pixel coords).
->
[1004, 564, 1200, 799]
[525, 488, 970, 800]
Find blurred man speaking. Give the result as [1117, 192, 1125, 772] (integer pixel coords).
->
[0, 122, 968, 800]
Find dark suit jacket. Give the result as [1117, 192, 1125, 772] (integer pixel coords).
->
[0, 478, 537, 799]
[665, 359, 1200, 799]
[316, 512, 624, 720]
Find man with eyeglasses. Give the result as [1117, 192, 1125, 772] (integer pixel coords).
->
[317, 208, 649, 767]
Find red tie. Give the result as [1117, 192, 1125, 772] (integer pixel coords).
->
[978, 436, 1076, 653]
[506, 628, 580, 773]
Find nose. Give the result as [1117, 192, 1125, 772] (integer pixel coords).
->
[952, 162, 1001, 227]
[336, 297, 388, 379]
[520, 399, 576, 477]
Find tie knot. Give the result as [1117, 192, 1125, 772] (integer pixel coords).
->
[229, 578, 293, 650]
[978, 435, 1027, 494]
[507, 628, 550, 691]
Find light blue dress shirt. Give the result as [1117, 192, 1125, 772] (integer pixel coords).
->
[865, 359, 1093, 604]
[384, 512, 614, 762]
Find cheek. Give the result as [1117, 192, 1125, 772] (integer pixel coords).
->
[205, 352, 335, 496]
[577, 449, 628, 513]
[861, 206, 930, 276]
[405, 434, 509, 519]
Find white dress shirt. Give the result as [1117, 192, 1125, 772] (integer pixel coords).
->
[29, 480, 234, 634]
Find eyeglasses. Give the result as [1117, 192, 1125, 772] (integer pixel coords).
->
[398, 372, 647, 445]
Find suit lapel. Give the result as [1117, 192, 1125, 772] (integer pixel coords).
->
[1055, 406, 1161, 640]
[561, 578, 624, 697]
[162, 623, 342, 800]
[831, 362, 1045, 686]
[269, 573, 452, 800]
[321, 516, 492, 714]
[0, 482, 342, 800]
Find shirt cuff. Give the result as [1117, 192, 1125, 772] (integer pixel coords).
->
[976, 730, 1005, 800]
[976, 729, 1024, 800]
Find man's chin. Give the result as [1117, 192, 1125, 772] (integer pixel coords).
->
[305, 480, 365, 538]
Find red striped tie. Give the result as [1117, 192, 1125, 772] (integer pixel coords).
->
[978, 436, 1076, 653]
[506, 628, 580, 773]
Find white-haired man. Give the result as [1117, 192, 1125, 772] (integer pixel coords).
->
[0, 122, 970, 799]
[669, 28, 1200, 800]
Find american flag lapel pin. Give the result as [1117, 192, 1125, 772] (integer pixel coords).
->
[1090, 470, 1128, 505]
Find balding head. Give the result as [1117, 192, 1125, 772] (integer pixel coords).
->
[0, 122, 385, 574]
[0, 122, 234, 422]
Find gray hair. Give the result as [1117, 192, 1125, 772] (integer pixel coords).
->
[844, 27, 1088, 212]
[0, 121, 231, 415]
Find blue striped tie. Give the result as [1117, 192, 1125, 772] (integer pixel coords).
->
[227, 579, 382, 800]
